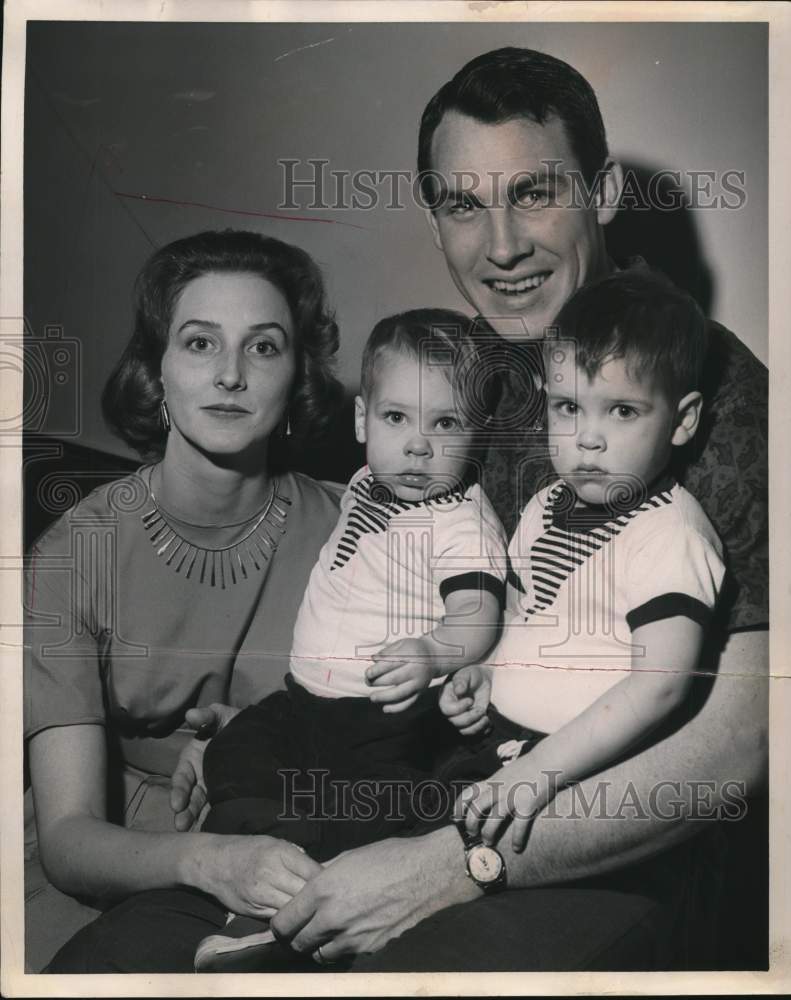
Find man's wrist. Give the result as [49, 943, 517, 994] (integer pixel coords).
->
[423, 826, 484, 907]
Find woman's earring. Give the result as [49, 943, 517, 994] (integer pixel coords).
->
[285, 413, 292, 437]
[160, 399, 171, 432]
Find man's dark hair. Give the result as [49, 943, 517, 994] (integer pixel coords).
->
[418, 47, 609, 206]
[552, 268, 708, 402]
[102, 229, 341, 459]
[360, 308, 503, 427]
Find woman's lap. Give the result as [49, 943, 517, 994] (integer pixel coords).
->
[46, 888, 229, 973]
[25, 854, 102, 973]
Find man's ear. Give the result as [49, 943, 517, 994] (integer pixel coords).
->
[671, 390, 703, 447]
[596, 159, 624, 227]
[354, 395, 367, 444]
[425, 208, 444, 251]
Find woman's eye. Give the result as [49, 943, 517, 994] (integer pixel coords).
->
[251, 341, 277, 357]
[187, 336, 212, 352]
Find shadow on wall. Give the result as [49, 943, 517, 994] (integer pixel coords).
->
[606, 162, 714, 316]
[286, 390, 364, 486]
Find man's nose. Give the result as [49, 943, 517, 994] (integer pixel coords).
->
[214, 350, 246, 391]
[486, 206, 533, 268]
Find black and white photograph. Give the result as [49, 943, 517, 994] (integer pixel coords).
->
[1, 1, 788, 994]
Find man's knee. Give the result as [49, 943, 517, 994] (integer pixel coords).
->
[352, 887, 671, 972]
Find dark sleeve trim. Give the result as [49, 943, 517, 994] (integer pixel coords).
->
[627, 593, 712, 632]
[439, 572, 505, 608]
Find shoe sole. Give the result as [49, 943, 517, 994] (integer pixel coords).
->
[194, 929, 278, 973]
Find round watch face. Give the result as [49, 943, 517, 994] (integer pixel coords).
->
[467, 845, 504, 884]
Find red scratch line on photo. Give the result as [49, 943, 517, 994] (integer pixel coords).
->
[113, 191, 370, 231]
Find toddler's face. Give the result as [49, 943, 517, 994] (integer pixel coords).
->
[355, 352, 475, 501]
[546, 347, 681, 507]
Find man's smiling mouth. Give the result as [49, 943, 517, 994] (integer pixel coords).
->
[486, 273, 550, 295]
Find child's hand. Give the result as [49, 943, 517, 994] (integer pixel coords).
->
[439, 665, 492, 735]
[453, 759, 546, 853]
[366, 636, 438, 713]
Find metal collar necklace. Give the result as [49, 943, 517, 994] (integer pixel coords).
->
[140, 467, 291, 587]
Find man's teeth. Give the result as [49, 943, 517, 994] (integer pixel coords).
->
[491, 274, 549, 294]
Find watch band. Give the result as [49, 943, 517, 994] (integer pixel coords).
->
[454, 818, 482, 850]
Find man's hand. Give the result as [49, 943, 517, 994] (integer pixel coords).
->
[439, 664, 492, 735]
[270, 828, 477, 961]
[366, 636, 439, 713]
[170, 703, 240, 831]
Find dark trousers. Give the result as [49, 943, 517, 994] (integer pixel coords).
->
[200, 676, 482, 860]
[46, 831, 720, 973]
[46, 686, 725, 974]
[48, 686, 536, 973]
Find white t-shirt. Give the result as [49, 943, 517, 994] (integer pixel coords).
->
[291, 466, 508, 698]
[490, 479, 726, 733]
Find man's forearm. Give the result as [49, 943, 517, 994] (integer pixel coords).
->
[285, 629, 768, 960]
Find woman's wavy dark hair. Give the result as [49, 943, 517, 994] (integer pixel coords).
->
[102, 229, 342, 460]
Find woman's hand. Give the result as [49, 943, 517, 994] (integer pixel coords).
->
[170, 703, 240, 831]
[438, 665, 492, 735]
[190, 834, 323, 919]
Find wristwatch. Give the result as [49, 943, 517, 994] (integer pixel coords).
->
[455, 820, 507, 893]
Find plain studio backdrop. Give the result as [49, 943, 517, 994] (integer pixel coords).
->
[23, 20, 767, 458]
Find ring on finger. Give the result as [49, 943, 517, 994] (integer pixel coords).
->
[313, 944, 336, 966]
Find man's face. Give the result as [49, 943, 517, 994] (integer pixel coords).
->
[428, 112, 617, 342]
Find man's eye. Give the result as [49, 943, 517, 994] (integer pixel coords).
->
[514, 189, 549, 209]
[613, 405, 637, 420]
[448, 195, 476, 216]
[384, 411, 405, 425]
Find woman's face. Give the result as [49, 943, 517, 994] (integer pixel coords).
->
[160, 272, 297, 460]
